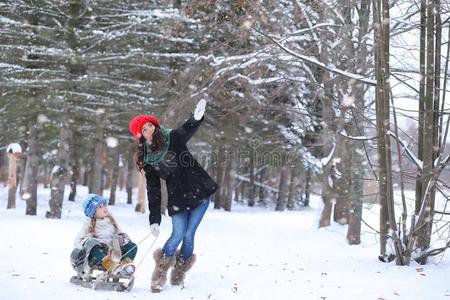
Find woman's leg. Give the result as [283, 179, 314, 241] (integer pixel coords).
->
[162, 211, 189, 256]
[152, 212, 188, 292]
[170, 196, 211, 286]
[180, 196, 211, 259]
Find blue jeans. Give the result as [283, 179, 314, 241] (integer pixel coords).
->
[162, 196, 211, 259]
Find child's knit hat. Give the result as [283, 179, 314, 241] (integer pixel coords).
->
[82, 194, 107, 218]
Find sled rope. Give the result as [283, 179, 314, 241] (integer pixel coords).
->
[120, 232, 152, 259]
[119, 233, 158, 272]
[135, 235, 158, 271]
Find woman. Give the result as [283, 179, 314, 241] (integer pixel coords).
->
[128, 100, 219, 292]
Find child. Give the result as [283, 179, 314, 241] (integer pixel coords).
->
[71, 194, 138, 277]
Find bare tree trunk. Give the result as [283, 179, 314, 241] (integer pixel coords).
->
[374, 0, 397, 261]
[7, 153, 19, 209]
[334, 133, 350, 224]
[68, 159, 79, 202]
[258, 167, 266, 206]
[286, 167, 298, 210]
[234, 163, 241, 203]
[214, 146, 225, 209]
[118, 154, 126, 191]
[46, 106, 71, 219]
[108, 143, 120, 205]
[275, 165, 289, 211]
[42, 160, 50, 189]
[416, 0, 437, 263]
[135, 170, 146, 213]
[248, 148, 256, 207]
[23, 116, 39, 216]
[91, 113, 105, 195]
[241, 182, 245, 203]
[415, 0, 427, 215]
[347, 122, 364, 245]
[99, 146, 108, 195]
[127, 143, 135, 204]
[68, 131, 81, 202]
[304, 167, 311, 207]
[17, 155, 26, 196]
[317, 4, 337, 226]
[222, 153, 234, 211]
[319, 78, 336, 227]
[346, 0, 370, 246]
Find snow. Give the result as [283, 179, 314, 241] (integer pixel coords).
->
[0, 63, 24, 70]
[339, 131, 377, 141]
[0, 16, 20, 25]
[6, 143, 22, 154]
[106, 137, 119, 148]
[387, 130, 423, 169]
[1, 185, 450, 300]
[21, 193, 31, 200]
[37, 114, 50, 124]
[341, 94, 355, 107]
[320, 143, 336, 167]
[255, 31, 377, 86]
[51, 165, 63, 176]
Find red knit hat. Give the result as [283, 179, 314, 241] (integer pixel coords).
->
[129, 115, 160, 141]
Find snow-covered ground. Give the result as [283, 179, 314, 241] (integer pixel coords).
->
[1, 185, 450, 300]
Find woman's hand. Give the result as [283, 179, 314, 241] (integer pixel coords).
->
[194, 99, 206, 121]
[150, 223, 160, 237]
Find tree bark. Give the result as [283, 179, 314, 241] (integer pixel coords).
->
[108, 142, 120, 205]
[135, 169, 146, 213]
[7, 153, 19, 209]
[416, 0, 438, 263]
[222, 153, 234, 211]
[275, 165, 289, 211]
[23, 116, 39, 216]
[248, 148, 256, 207]
[46, 105, 71, 219]
[374, 0, 397, 260]
[258, 167, 267, 206]
[91, 113, 105, 195]
[68, 131, 81, 202]
[304, 167, 311, 207]
[127, 143, 135, 204]
[214, 146, 225, 209]
[334, 133, 350, 224]
[286, 167, 298, 210]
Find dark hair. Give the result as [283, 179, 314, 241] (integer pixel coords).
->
[135, 126, 165, 170]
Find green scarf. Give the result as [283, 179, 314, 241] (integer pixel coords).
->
[144, 125, 172, 166]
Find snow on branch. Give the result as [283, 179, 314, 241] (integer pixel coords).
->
[339, 131, 378, 141]
[253, 28, 377, 86]
[386, 130, 423, 169]
[320, 143, 336, 167]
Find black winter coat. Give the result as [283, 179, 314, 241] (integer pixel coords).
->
[144, 114, 219, 225]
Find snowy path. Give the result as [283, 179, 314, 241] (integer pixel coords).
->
[1, 185, 450, 300]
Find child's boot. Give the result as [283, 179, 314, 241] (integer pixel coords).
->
[101, 255, 121, 276]
[120, 257, 136, 277]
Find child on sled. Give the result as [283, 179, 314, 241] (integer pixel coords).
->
[70, 194, 138, 279]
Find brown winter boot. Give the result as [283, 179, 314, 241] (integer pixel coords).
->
[101, 255, 121, 275]
[170, 252, 196, 287]
[150, 248, 176, 293]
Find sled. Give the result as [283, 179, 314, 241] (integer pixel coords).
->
[70, 268, 135, 292]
